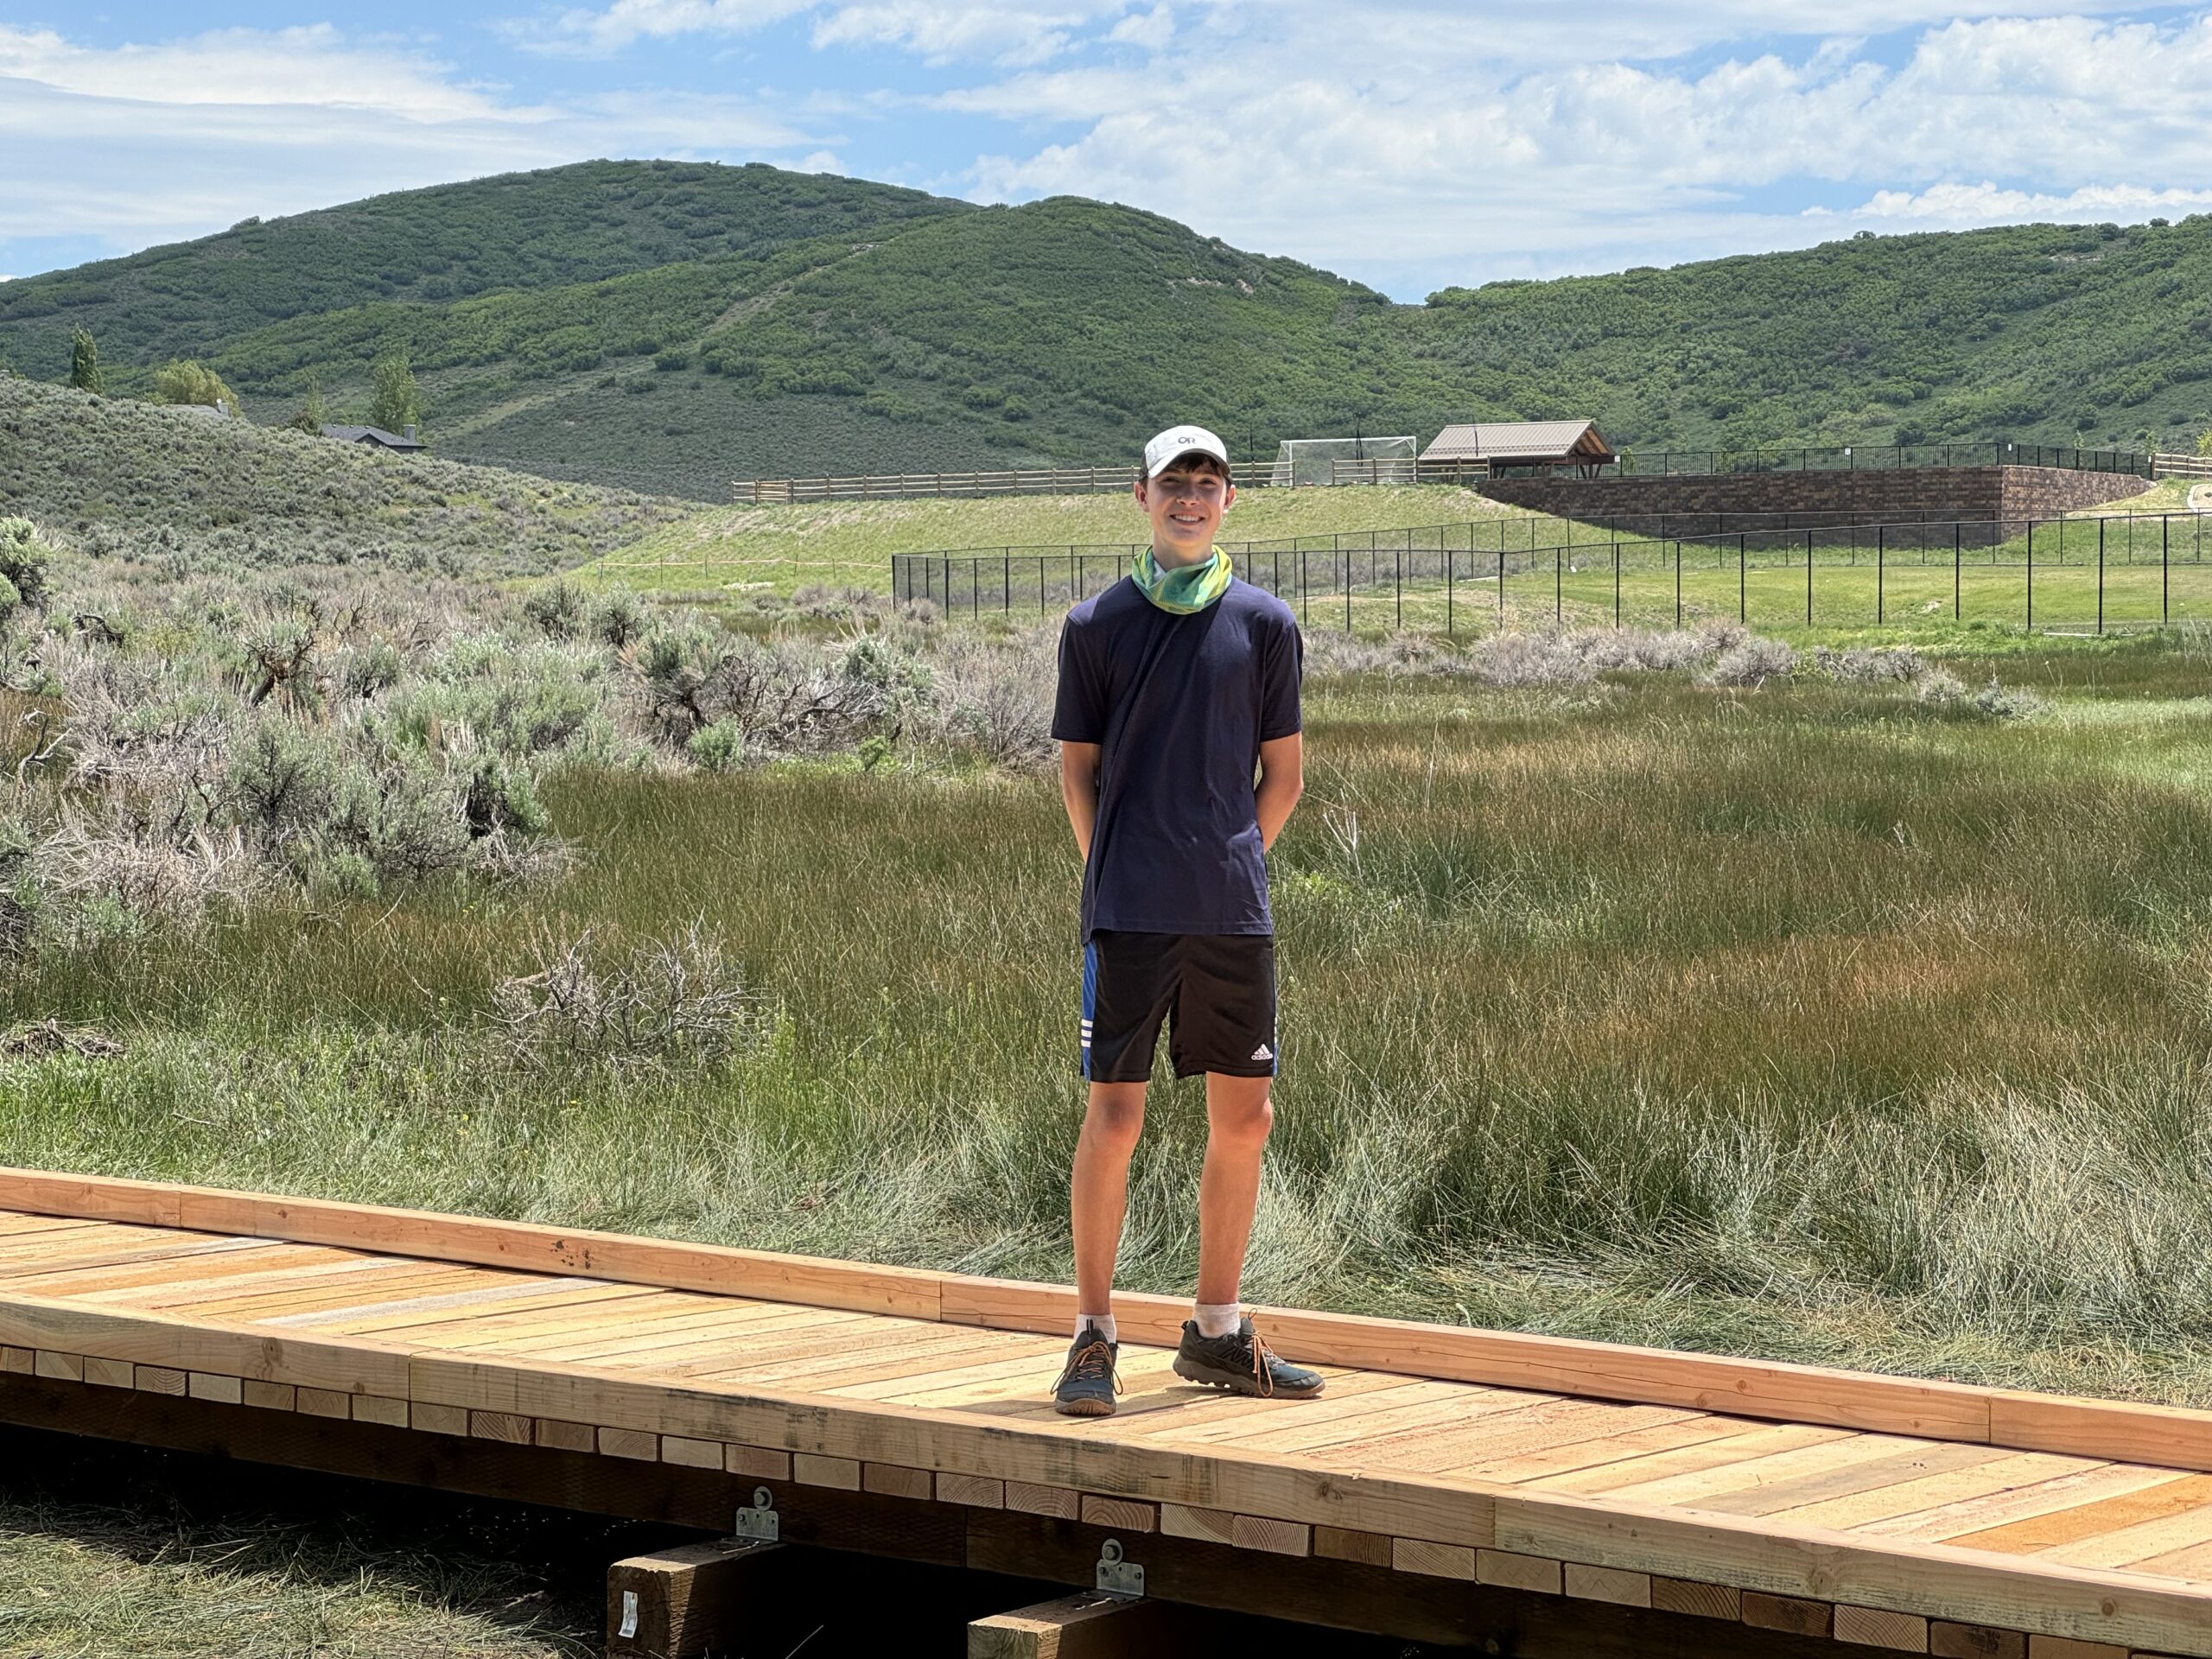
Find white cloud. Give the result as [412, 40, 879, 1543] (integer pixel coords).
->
[795, 149, 846, 171]
[950, 6, 2212, 295]
[812, 3, 1109, 66]
[1824, 180, 2212, 227]
[1105, 5, 1171, 49]
[536, 0, 814, 54]
[0, 24, 826, 252]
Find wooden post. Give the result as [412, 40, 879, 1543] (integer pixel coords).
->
[969, 1593, 1197, 1658]
[607, 1538, 785, 1658]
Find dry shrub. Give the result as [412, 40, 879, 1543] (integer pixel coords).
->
[489, 923, 760, 1068]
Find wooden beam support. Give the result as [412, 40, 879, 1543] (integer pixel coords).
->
[607, 1538, 785, 1659]
[967, 1593, 1197, 1659]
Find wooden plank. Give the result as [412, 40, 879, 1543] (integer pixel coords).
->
[795, 1453, 860, 1491]
[1930, 1620, 2026, 1658]
[242, 1379, 295, 1411]
[1231, 1514, 1309, 1556]
[2038, 1503, 2212, 1571]
[1492, 1486, 2212, 1657]
[1005, 1482, 1080, 1521]
[607, 1539, 783, 1659]
[0, 1166, 944, 1318]
[1591, 1430, 1927, 1508]
[0, 1292, 413, 1396]
[469, 1410, 533, 1445]
[863, 1462, 933, 1501]
[1653, 1578, 1742, 1619]
[411, 1402, 468, 1435]
[1778, 1453, 2106, 1534]
[726, 1444, 791, 1480]
[352, 1395, 408, 1427]
[1690, 1442, 2020, 1519]
[937, 1472, 1004, 1509]
[967, 1593, 1196, 1659]
[1478, 1548, 1562, 1594]
[1564, 1563, 1651, 1607]
[661, 1435, 724, 1471]
[1836, 1605, 1933, 1651]
[1861, 1466, 2196, 1545]
[1526, 1421, 1859, 1495]
[34, 1350, 83, 1381]
[1079, 1495, 1155, 1534]
[132, 1364, 186, 1396]
[83, 1355, 133, 1389]
[296, 1386, 350, 1419]
[1313, 1526, 1394, 1568]
[532, 1417, 594, 1452]
[187, 1371, 243, 1404]
[1943, 1477, 2212, 1555]
[1745, 1591, 1835, 1638]
[1394, 1538, 1477, 1580]
[1159, 1503, 1235, 1545]
[599, 1427, 658, 1461]
[1479, 1413, 1780, 1488]
[265, 1276, 627, 1332]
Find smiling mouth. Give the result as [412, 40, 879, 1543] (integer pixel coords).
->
[1167, 512, 1206, 526]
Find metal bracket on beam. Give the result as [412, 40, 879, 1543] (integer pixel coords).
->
[1094, 1537, 1144, 1600]
[732, 1485, 779, 1543]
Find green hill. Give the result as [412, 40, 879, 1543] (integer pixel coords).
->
[0, 376, 683, 575]
[3, 159, 2209, 500]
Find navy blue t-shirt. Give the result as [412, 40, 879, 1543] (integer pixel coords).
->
[1051, 575, 1302, 941]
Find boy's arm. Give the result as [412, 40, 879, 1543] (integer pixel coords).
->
[1060, 741, 1102, 862]
[1255, 732, 1304, 851]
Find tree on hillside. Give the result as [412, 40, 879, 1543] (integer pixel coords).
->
[2197, 429, 2212, 459]
[68, 327, 103, 395]
[368, 345, 422, 435]
[286, 374, 333, 434]
[153, 359, 242, 416]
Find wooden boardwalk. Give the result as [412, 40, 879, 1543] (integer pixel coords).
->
[3, 1167, 2210, 1657]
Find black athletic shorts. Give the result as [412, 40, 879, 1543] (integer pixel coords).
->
[1079, 931, 1277, 1083]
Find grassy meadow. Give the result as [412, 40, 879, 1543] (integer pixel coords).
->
[8, 624, 2212, 1407]
[582, 481, 1541, 596]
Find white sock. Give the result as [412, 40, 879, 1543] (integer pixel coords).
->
[1075, 1313, 1117, 1344]
[1194, 1301, 1242, 1339]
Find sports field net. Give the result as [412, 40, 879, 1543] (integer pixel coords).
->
[1268, 435, 1417, 487]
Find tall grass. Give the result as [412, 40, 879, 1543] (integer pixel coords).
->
[8, 656, 2212, 1403]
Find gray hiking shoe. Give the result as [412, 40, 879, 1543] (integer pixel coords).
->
[1052, 1323, 1122, 1417]
[1173, 1317, 1325, 1399]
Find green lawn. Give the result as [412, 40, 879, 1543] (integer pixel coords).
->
[580, 482, 1551, 597]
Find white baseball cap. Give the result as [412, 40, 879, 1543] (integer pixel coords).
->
[1142, 423, 1230, 480]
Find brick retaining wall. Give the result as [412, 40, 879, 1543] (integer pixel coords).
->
[1475, 467, 2149, 532]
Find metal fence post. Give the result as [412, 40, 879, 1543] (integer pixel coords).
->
[1396, 547, 1403, 630]
[1805, 528, 1814, 625]
[1446, 547, 1455, 639]
[2026, 521, 2034, 632]
[1877, 524, 1885, 625]
[1738, 533, 1747, 622]
[1497, 538, 1505, 616]
[2097, 519, 2105, 635]
[1954, 522, 1961, 620]
[1675, 537, 1682, 628]
[1554, 541, 1563, 621]
[2164, 515, 2171, 624]
[1613, 537, 1622, 626]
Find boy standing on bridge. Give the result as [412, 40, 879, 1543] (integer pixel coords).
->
[1048, 423, 1323, 1416]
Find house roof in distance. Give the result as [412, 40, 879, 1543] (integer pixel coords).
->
[1421, 419, 1613, 462]
[321, 423, 425, 451]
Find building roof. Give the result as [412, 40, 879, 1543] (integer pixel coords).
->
[1420, 420, 1613, 463]
[321, 423, 425, 451]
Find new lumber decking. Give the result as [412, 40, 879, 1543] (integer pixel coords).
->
[3, 1170, 2210, 1656]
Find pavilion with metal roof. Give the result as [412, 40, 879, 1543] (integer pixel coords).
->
[1419, 419, 1616, 478]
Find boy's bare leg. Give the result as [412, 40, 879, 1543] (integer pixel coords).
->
[1071, 1081, 1147, 1315]
[1196, 1072, 1274, 1307]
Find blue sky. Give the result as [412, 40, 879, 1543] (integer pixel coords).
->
[5, 3, 2212, 299]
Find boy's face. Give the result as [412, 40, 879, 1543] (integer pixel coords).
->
[1135, 461, 1233, 563]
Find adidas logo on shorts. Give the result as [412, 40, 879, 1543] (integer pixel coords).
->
[1251, 1044, 1273, 1061]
